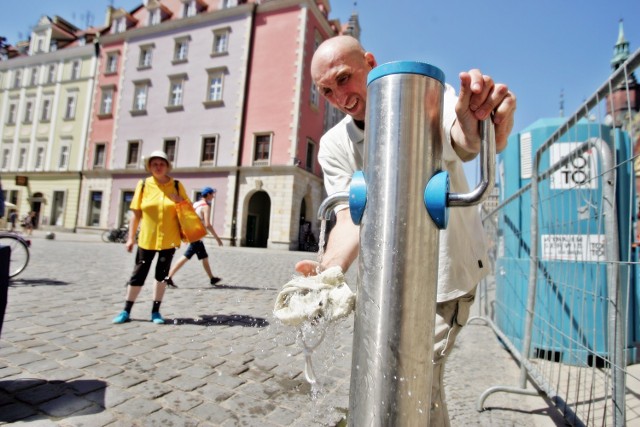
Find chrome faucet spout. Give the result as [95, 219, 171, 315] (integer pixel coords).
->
[317, 191, 350, 221]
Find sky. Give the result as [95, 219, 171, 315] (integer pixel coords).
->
[2, 0, 640, 181]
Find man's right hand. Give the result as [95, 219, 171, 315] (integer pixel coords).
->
[295, 260, 321, 276]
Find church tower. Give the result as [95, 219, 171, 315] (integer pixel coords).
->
[606, 19, 639, 127]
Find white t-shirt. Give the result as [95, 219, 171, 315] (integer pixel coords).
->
[193, 199, 208, 224]
[318, 83, 489, 302]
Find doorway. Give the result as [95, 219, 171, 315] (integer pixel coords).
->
[246, 191, 271, 248]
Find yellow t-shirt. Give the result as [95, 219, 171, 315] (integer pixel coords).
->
[130, 177, 190, 250]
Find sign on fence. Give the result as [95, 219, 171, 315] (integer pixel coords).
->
[541, 233, 606, 261]
[550, 142, 598, 190]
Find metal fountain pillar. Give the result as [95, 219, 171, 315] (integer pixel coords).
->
[317, 61, 495, 426]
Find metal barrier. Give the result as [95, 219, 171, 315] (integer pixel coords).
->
[473, 47, 640, 426]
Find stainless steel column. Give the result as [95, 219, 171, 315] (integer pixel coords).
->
[348, 62, 446, 426]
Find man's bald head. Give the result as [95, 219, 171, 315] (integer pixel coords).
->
[311, 36, 366, 84]
[310, 36, 376, 120]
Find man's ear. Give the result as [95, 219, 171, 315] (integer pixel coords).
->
[364, 52, 377, 70]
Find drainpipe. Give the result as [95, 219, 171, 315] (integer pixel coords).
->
[230, 3, 257, 246]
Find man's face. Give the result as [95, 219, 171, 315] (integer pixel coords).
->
[312, 51, 375, 121]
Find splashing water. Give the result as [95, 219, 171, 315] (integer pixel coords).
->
[316, 219, 327, 273]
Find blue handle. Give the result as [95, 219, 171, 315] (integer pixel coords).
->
[424, 171, 450, 230]
[349, 171, 367, 225]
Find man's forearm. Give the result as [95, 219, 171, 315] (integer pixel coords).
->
[321, 209, 360, 273]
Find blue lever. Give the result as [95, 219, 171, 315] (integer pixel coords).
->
[349, 171, 367, 225]
[424, 171, 450, 229]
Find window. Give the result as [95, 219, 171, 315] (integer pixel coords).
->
[51, 191, 65, 226]
[139, 45, 153, 68]
[70, 60, 81, 80]
[23, 101, 34, 123]
[205, 68, 225, 105]
[167, 74, 186, 110]
[94, 143, 106, 168]
[113, 17, 127, 34]
[105, 53, 118, 73]
[132, 81, 149, 113]
[253, 134, 271, 165]
[212, 29, 229, 55]
[314, 30, 323, 51]
[173, 37, 190, 63]
[127, 141, 140, 167]
[120, 191, 135, 226]
[47, 64, 56, 83]
[41, 98, 52, 121]
[29, 67, 38, 86]
[306, 139, 315, 171]
[183, 0, 197, 18]
[18, 147, 27, 170]
[88, 191, 102, 226]
[310, 81, 319, 107]
[12, 70, 21, 88]
[34, 146, 45, 170]
[201, 136, 217, 164]
[58, 145, 70, 169]
[149, 8, 161, 26]
[164, 139, 177, 163]
[2, 149, 10, 169]
[100, 87, 114, 115]
[6, 103, 17, 125]
[64, 94, 77, 119]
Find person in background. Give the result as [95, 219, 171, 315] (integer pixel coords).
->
[165, 186, 224, 288]
[23, 212, 36, 236]
[9, 211, 17, 232]
[112, 150, 189, 325]
[296, 35, 516, 426]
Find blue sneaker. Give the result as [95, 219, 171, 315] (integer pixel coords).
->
[151, 312, 165, 324]
[112, 311, 130, 324]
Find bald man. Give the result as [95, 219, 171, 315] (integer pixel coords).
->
[296, 36, 516, 426]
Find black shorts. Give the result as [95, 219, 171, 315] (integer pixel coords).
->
[183, 240, 208, 260]
[128, 247, 176, 286]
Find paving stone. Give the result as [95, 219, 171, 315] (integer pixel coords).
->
[166, 374, 207, 392]
[188, 401, 237, 424]
[39, 392, 93, 417]
[161, 389, 204, 412]
[62, 356, 99, 370]
[105, 372, 147, 388]
[0, 236, 556, 427]
[112, 396, 163, 418]
[127, 380, 173, 399]
[21, 358, 62, 374]
[82, 362, 124, 379]
[58, 410, 117, 427]
[206, 372, 246, 389]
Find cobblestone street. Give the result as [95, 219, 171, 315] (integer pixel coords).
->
[0, 232, 559, 426]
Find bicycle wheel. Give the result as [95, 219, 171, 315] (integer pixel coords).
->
[0, 235, 30, 278]
[102, 230, 112, 243]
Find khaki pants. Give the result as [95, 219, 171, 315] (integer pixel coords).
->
[430, 288, 476, 427]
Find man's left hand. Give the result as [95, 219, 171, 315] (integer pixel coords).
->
[452, 69, 516, 160]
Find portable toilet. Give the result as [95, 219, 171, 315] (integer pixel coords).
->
[494, 117, 638, 366]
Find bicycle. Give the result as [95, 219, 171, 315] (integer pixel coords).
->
[102, 226, 129, 243]
[0, 232, 31, 278]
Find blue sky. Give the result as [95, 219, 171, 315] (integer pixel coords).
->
[2, 0, 640, 181]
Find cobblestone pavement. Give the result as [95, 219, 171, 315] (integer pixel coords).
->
[0, 231, 562, 426]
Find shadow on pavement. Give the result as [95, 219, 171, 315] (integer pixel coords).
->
[172, 314, 269, 327]
[210, 283, 278, 291]
[0, 378, 106, 422]
[9, 278, 68, 287]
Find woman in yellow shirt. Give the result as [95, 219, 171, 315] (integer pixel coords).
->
[112, 151, 190, 324]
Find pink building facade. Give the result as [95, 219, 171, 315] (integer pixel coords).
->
[75, 0, 359, 250]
